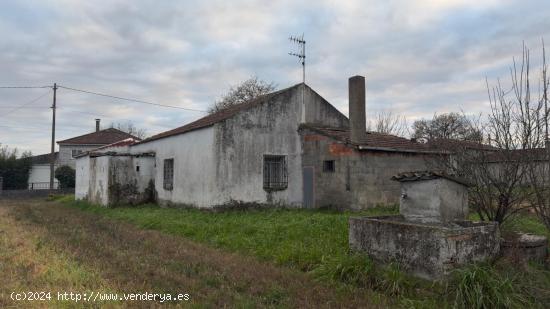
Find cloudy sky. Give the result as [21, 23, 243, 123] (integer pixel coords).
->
[1, 0, 549, 155]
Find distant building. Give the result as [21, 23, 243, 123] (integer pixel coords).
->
[27, 119, 139, 189]
[76, 76, 443, 209]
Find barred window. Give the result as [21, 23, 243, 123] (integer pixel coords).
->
[163, 158, 174, 190]
[323, 160, 335, 172]
[263, 155, 288, 190]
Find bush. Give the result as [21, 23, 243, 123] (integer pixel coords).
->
[55, 165, 75, 188]
[0, 145, 32, 189]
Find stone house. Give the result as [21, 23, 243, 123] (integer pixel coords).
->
[27, 120, 139, 189]
[75, 76, 441, 209]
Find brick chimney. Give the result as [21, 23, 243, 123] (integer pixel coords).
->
[95, 119, 100, 132]
[349, 75, 367, 144]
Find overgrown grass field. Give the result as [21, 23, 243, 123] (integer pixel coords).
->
[57, 195, 550, 308]
[62, 196, 398, 272]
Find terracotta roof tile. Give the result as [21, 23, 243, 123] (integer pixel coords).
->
[391, 170, 471, 186]
[300, 124, 437, 153]
[57, 128, 139, 145]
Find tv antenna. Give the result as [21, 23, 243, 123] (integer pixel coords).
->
[289, 34, 306, 84]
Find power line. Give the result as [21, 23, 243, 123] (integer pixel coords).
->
[57, 85, 207, 112]
[0, 86, 52, 89]
[0, 90, 51, 118]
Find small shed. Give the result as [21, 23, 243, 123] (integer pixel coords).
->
[391, 171, 470, 224]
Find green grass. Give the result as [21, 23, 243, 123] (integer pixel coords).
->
[57, 196, 550, 307]
[63, 197, 397, 272]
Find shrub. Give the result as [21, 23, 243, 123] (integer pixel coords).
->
[55, 165, 75, 188]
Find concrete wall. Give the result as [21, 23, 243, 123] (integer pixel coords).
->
[88, 155, 110, 205]
[128, 84, 349, 208]
[300, 129, 433, 209]
[400, 178, 469, 224]
[28, 164, 59, 189]
[58, 144, 103, 168]
[349, 216, 500, 280]
[75, 156, 90, 199]
[303, 86, 349, 127]
[131, 127, 217, 208]
[76, 154, 155, 206]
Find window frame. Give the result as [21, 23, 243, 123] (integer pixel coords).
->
[71, 149, 83, 158]
[263, 155, 288, 191]
[163, 158, 174, 191]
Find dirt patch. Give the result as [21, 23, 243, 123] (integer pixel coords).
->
[0, 199, 384, 308]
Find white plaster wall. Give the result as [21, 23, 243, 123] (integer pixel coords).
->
[88, 156, 110, 205]
[213, 85, 307, 207]
[131, 127, 217, 208]
[28, 164, 59, 189]
[75, 156, 90, 199]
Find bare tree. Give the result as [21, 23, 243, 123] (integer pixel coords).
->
[109, 121, 147, 139]
[367, 111, 409, 137]
[525, 40, 550, 230]
[431, 42, 550, 225]
[209, 76, 276, 114]
[413, 112, 483, 142]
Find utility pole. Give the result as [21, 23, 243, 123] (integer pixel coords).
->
[49, 83, 57, 190]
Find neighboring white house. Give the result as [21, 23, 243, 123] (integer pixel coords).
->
[27, 119, 139, 189]
[28, 152, 59, 189]
[76, 77, 439, 209]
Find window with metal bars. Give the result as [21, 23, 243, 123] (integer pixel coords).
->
[163, 158, 174, 190]
[263, 155, 288, 190]
[323, 160, 335, 172]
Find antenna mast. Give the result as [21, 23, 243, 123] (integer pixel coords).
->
[289, 34, 306, 84]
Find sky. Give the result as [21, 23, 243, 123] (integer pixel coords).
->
[1, 0, 549, 155]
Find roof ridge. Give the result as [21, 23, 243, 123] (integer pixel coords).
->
[137, 83, 303, 145]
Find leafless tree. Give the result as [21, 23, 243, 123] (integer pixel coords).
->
[429, 42, 550, 225]
[208, 76, 276, 114]
[366, 111, 409, 137]
[413, 112, 483, 143]
[109, 121, 148, 139]
[524, 40, 550, 230]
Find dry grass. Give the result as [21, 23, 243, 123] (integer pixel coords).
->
[0, 199, 386, 308]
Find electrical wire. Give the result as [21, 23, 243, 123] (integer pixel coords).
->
[57, 85, 207, 112]
[0, 90, 52, 118]
[0, 86, 52, 89]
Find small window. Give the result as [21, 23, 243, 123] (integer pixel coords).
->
[323, 160, 335, 172]
[71, 149, 83, 158]
[136, 165, 140, 172]
[163, 159, 174, 190]
[263, 155, 288, 190]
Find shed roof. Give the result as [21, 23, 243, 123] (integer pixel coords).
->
[30, 152, 58, 165]
[57, 128, 139, 145]
[300, 124, 440, 153]
[391, 171, 471, 186]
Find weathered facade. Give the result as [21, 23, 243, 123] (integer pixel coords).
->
[28, 120, 139, 189]
[350, 171, 500, 280]
[76, 76, 440, 209]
